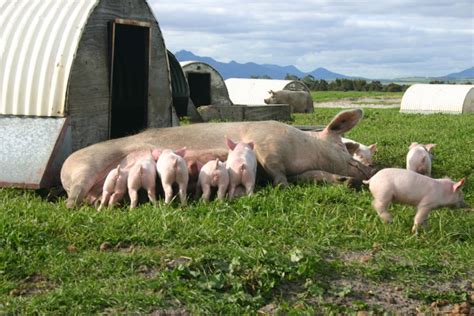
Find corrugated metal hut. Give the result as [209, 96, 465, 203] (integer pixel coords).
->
[0, 0, 173, 188]
[180, 61, 232, 109]
[400, 84, 474, 114]
[225, 78, 310, 105]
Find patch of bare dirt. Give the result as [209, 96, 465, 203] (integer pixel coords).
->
[9, 273, 56, 297]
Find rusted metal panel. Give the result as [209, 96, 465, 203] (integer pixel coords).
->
[401, 84, 474, 114]
[225, 78, 310, 105]
[0, 0, 99, 117]
[0, 116, 71, 188]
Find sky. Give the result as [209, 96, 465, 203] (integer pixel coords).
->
[150, 0, 474, 79]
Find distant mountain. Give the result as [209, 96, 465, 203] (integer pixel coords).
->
[175, 50, 351, 80]
[440, 67, 474, 79]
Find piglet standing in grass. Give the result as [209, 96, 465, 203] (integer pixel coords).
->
[196, 158, 230, 202]
[156, 148, 188, 205]
[127, 150, 158, 209]
[364, 168, 467, 234]
[225, 137, 257, 199]
[406, 142, 435, 176]
[98, 165, 128, 211]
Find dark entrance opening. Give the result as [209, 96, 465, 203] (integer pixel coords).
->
[109, 22, 150, 138]
[187, 73, 211, 107]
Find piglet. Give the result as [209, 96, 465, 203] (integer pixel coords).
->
[98, 165, 128, 210]
[225, 137, 257, 199]
[156, 148, 189, 205]
[342, 137, 377, 166]
[364, 168, 467, 234]
[197, 158, 230, 201]
[406, 142, 435, 176]
[127, 151, 158, 209]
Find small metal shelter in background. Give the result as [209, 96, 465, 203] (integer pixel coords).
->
[180, 61, 233, 114]
[0, 0, 174, 188]
[400, 84, 474, 114]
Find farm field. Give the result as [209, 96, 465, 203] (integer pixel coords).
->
[311, 91, 404, 103]
[0, 108, 473, 314]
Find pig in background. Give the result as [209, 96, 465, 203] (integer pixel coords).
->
[225, 138, 257, 199]
[196, 158, 230, 202]
[156, 148, 189, 205]
[264, 90, 314, 113]
[406, 142, 435, 176]
[364, 168, 467, 234]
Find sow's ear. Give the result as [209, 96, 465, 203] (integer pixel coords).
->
[226, 137, 237, 150]
[325, 108, 363, 135]
[409, 142, 419, 150]
[453, 178, 465, 192]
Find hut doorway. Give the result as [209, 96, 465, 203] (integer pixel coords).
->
[109, 20, 150, 138]
[188, 73, 211, 107]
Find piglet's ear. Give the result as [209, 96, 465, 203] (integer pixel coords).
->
[409, 142, 418, 149]
[424, 144, 436, 152]
[151, 148, 161, 160]
[247, 141, 255, 150]
[174, 147, 187, 158]
[226, 137, 237, 150]
[369, 144, 377, 153]
[453, 178, 465, 192]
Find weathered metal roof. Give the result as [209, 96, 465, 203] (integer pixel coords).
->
[0, 0, 99, 117]
[401, 84, 474, 114]
[225, 78, 310, 105]
[168, 51, 189, 99]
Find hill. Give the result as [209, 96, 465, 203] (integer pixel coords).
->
[175, 50, 351, 80]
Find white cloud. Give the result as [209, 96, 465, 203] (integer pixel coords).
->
[151, 0, 474, 78]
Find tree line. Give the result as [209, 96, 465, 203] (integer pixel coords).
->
[250, 74, 471, 92]
[287, 74, 409, 92]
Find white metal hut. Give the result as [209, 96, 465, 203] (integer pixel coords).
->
[400, 84, 474, 114]
[180, 61, 232, 110]
[0, 0, 174, 188]
[225, 78, 310, 105]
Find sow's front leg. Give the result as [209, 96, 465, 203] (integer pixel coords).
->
[288, 170, 366, 190]
[288, 156, 375, 190]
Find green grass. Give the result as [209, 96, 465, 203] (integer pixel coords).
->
[311, 91, 403, 103]
[1, 108, 473, 314]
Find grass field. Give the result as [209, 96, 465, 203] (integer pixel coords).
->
[1, 108, 473, 314]
[311, 91, 403, 103]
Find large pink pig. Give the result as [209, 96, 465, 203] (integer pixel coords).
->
[225, 138, 257, 199]
[196, 158, 230, 201]
[156, 148, 188, 205]
[98, 165, 128, 210]
[127, 152, 158, 209]
[61, 109, 375, 208]
[365, 168, 467, 234]
[406, 142, 435, 176]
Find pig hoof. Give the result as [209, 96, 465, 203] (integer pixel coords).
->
[380, 213, 392, 224]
